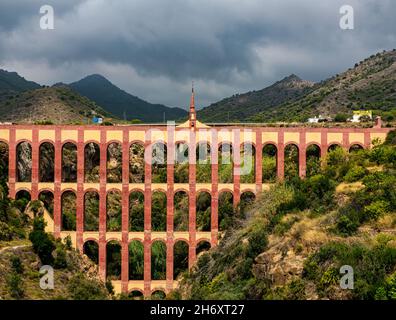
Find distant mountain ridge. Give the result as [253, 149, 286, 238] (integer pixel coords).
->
[198, 74, 315, 122]
[0, 85, 112, 124]
[69, 74, 187, 123]
[0, 69, 41, 92]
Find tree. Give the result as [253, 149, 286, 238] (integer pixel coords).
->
[29, 217, 55, 265]
[334, 114, 348, 122]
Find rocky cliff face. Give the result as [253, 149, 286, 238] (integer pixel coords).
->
[16, 142, 32, 182]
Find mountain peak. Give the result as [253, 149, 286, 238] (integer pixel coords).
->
[78, 74, 112, 84]
[281, 74, 302, 82]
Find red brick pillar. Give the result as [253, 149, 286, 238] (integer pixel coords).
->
[76, 129, 84, 251]
[364, 131, 371, 149]
[121, 129, 130, 293]
[299, 130, 306, 178]
[166, 125, 174, 288]
[188, 129, 197, 268]
[31, 128, 39, 200]
[277, 130, 285, 180]
[255, 130, 263, 193]
[54, 128, 62, 237]
[143, 135, 152, 296]
[166, 239, 174, 291]
[321, 130, 328, 166]
[98, 129, 107, 281]
[342, 132, 349, 151]
[211, 130, 218, 246]
[8, 128, 16, 199]
[233, 129, 241, 207]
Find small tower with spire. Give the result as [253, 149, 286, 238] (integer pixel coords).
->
[189, 81, 196, 128]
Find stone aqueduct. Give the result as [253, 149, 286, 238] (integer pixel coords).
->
[0, 98, 392, 297]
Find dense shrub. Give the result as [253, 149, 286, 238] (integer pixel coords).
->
[29, 217, 55, 265]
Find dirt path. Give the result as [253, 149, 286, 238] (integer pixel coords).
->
[0, 244, 29, 255]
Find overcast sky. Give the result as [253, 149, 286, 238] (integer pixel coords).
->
[0, 0, 395, 109]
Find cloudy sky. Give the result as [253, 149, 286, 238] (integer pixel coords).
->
[0, 0, 395, 109]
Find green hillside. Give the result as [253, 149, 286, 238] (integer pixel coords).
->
[69, 74, 188, 123]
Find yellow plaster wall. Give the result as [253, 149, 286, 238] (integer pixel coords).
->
[129, 130, 145, 143]
[38, 182, 54, 191]
[262, 132, 278, 144]
[284, 132, 300, 144]
[150, 130, 167, 143]
[175, 129, 190, 143]
[62, 183, 78, 191]
[196, 130, 213, 144]
[84, 130, 101, 142]
[370, 132, 387, 144]
[106, 232, 122, 242]
[106, 130, 123, 143]
[240, 131, 255, 144]
[129, 183, 145, 192]
[349, 133, 365, 144]
[15, 182, 31, 191]
[196, 183, 212, 192]
[39, 130, 55, 142]
[0, 129, 9, 142]
[152, 183, 167, 191]
[16, 129, 32, 142]
[83, 183, 99, 191]
[217, 130, 232, 143]
[61, 130, 78, 142]
[306, 132, 321, 145]
[128, 232, 145, 242]
[106, 183, 122, 192]
[327, 132, 343, 144]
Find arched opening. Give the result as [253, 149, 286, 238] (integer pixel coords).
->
[107, 142, 122, 183]
[196, 240, 211, 256]
[218, 143, 233, 183]
[106, 241, 121, 280]
[262, 144, 277, 182]
[0, 142, 9, 181]
[151, 290, 166, 300]
[129, 191, 144, 232]
[83, 240, 99, 264]
[174, 191, 189, 231]
[151, 241, 166, 280]
[107, 190, 122, 231]
[16, 141, 32, 182]
[38, 190, 54, 218]
[15, 190, 31, 212]
[196, 142, 211, 183]
[174, 142, 189, 183]
[84, 142, 100, 183]
[328, 144, 342, 152]
[61, 191, 76, 231]
[218, 191, 234, 231]
[196, 191, 211, 231]
[152, 142, 167, 183]
[151, 191, 167, 231]
[174, 241, 189, 279]
[62, 142, 77, 182]
[284, 144, 299, 180]
[39, 142, 55, 182]
[240, 143, 255, 183]
[129, 240, 144, 280]
[129, 290, 144, 300]
[349, 144, 364, 153]
[129, 143, 144, 183]
[84, 191, 99, 231]
[240, 191, 255, 217]
[306, 144, 321, 177]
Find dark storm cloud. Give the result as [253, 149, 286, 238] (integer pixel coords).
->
[0, 0, 395, 108]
